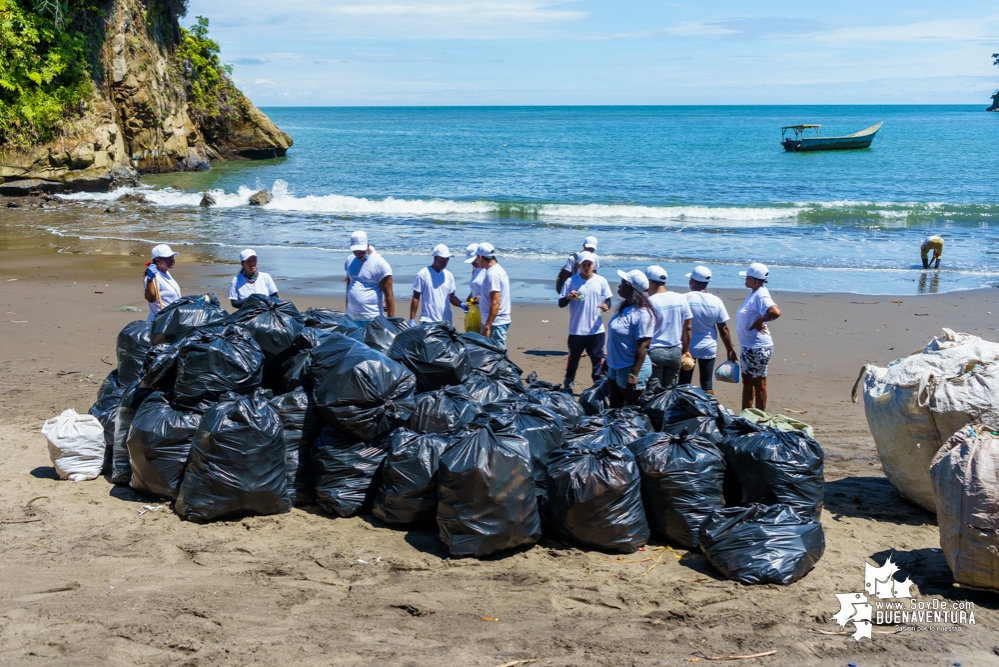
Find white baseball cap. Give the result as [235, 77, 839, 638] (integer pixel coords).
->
[645, 265, 668, 284]
[432, 244, 452, 258]
[577, 250, 597, 265]
[739, 262, 770, 281]
[349, 230, 369, 252]
[151, 244, 178, 259]
[239, 248, 257, 262]
[685, 265, 712, 282]
[583, 236, 598, 250]
[464, 243, 479, 261]
[617, 269, 650, 292]
[475, 242, 496, 258]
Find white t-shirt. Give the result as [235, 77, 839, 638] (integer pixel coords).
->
[413, 266, 457, 323]
[469, 267, 486, 301]
[144, 269, 181, 321]
[482, 263, 511, 327]
[648, 291, 692, 349]
[736, 286, 776, 349]
[228, 271, 279, 304]
[560, 273, 612, 336]
[606, 305, 655, 370]
[562, 252, 600, 274]
[345, 252, 393, 321]
[684, 291, 730, 359]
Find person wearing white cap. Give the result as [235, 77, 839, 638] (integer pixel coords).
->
[555, 235, 600, 293]
[606, 269, 658, 407]
[736, 262, 782, 411]
[473, 242, 511, 349]
[644, 265, 692, 393]
[143, 244, 182, 321]
[344, 230, 395, 324]
[558, 250, 612, 394]
[227, 249, 279, 309]
[681, 265, 737, 394]
[410, 244, 465, 324]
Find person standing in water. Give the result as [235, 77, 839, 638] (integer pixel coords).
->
[921, 235, 944, 269]
[143, 244, 181, 321]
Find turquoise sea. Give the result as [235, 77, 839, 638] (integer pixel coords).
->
[61, 105, 999, 297]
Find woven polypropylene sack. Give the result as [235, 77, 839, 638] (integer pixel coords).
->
[42, 409, 105, 482]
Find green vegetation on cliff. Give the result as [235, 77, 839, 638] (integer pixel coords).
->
[176, 15, 243, 145]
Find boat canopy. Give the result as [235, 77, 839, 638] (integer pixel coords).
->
[781, 124, 821, 131]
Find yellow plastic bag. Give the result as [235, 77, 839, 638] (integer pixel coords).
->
[464, 302, 482, 334]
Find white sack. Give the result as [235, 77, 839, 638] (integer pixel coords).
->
[930, 425, 999, 592]
[853, 329, 999, 512]
[41, 408, 106, 482]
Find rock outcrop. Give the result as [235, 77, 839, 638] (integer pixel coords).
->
[989, 92, 999, 112]
[0, 0, 291, 194]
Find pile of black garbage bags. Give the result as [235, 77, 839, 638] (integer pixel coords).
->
[89, 293, 825, 585]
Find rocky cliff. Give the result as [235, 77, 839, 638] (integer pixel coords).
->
[989, 92, 999, 112]
[0, 0, 291, 195]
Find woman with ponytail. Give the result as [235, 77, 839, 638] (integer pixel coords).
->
[605, 269, 658, 407]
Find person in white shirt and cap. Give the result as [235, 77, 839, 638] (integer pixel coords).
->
[344, 230, 394, 325]
[143, 244, 182, 321]
[736, 262, 782, 411]
[470, 242, 511, 349]
[644, 265, 692, 393]
[556, 235, 600, 293]
[681, 265, 737, 394]
[228, 249, 280, 309]
[410, 244, 466, 324]
[558, 250, 612, 394]
[606, 269, 657, 407]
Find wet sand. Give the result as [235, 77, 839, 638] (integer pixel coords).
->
[1, 224, 998, 666]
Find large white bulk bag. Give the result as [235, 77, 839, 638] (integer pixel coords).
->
[852, 329, 999, 512]
[41, 409, 106, 482]
[930, 425, 999, 592]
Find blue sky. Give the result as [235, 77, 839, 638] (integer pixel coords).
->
[187, 0, 999, 106]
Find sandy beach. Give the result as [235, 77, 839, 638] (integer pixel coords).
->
[1, 221, 997, 666]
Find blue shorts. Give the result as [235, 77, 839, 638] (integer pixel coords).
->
[489, 323, 510, 350]
[607, 358, 652, 391]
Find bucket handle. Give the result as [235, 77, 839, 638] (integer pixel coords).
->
[850, 365, 869, 403]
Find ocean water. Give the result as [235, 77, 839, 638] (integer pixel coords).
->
[57, 105, 999, 297]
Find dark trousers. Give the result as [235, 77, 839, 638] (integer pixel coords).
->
[679, 357, 716, 391]
[565, 333, 606, 384]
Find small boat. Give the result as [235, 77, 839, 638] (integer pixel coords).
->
[781, 122, 882, 152]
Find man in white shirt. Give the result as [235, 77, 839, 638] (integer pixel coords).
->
[644, 265, 692, 393]
[556, 235, 599, 293]
[410, 244, 465, 324]
[228, 249, 279, 309]
[558, 251, 612, 394]
[143, 244, 182, 321]
[344, 230, 395, 324]
[681, 265, 737, 395]
[475, 242, 512, 349]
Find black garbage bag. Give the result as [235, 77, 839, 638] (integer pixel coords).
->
[565, 414, 649, 451]
[139, 341, 181, 391]
[543, 439, 650, 553]
[277, 327, 333, 394]
[150, 293, 227, 345]
[387, 322, 471, 392]
[372, 428, 451, 525]
[89, 369, 124, 471]
[721, 428, 825, 519]
[175, 391, 290, 522]
[312, 426, 390, 517]
[172, 325, 265, 408]
[525, 383, 585, 430]
[660, 416, 724, 446]
[596, 407, 654, 433]
[409, 385, 484, 434]
[111, 381, 154, 484]
[487, 402, 563, 493]
[225, 294, 304, 355]
[437, 415, 541, 558]
[460, 332, 523, 388]
[698, 504, 825, 585]
[631, 432, 726, 548]
[310, 333, 417, 441]
[116, 320, 151, 386]
[578, 379, 610, 415]
[304, 307, 361, 332]
[361, 315, 411, 353]
[721, 412, 764, 438]
[463, 370, 524, 405]
[270, 388, 322, 506]
[639, 390, 671, 431]
[658, 385, 723, 427]
[126, 392, 202, 499]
